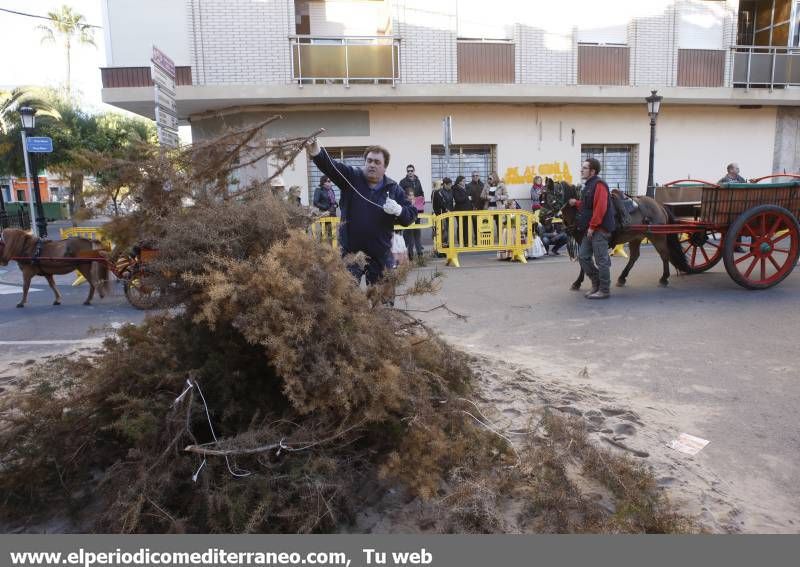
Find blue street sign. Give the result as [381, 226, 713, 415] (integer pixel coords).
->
[26, 137, 53, 153]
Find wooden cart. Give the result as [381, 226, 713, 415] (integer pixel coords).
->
[649, 175, 800, 289]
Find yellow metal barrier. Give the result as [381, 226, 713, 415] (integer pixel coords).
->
[309, 213, 436, 248]
[434, 210, 535, 267]
[611, 244, 628, 258]
[309, 216, 341, 248]
[60, 227, 113, 286]
[394, 212, 435, 231]
[59, 226, 111, 244]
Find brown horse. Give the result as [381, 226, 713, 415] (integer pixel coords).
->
[561, 193, 690, 289]
[0, 228, 109, 308]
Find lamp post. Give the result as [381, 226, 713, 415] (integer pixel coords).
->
[645, 89, 663, 199]
[18, 106, 47, 238]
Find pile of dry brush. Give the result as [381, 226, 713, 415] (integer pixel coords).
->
[0, 119, 692, 534]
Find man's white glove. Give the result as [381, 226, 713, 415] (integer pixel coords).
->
[383, 197, 402, 216]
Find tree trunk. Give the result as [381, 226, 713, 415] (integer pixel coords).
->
[69, 172, 84, 225]
[65, 39, 71, 96]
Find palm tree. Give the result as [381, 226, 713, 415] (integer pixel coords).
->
[0, 87, 58, 135]
[38, 5, 96, 96]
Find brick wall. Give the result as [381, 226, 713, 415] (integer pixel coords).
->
[514, 25, 575, 85]
[629, 3, 678, 87]
[183, 0, 738, 88]
[722, 0, 738, 87]
[392, 0, 457, 83]
[187, 0, 293, 85]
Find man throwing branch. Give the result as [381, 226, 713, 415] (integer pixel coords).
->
[568, 158, 616, 299]
[307, 137, 417, 284]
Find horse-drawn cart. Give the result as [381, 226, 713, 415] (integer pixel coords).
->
[114, 246, 164, 309]
[1, 226, 163, 309]
[653, 175, 800, 289]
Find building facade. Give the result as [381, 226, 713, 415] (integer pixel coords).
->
[101, 0, 800, 204]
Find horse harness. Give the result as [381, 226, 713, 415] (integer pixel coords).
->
[15, 236, 51, 272]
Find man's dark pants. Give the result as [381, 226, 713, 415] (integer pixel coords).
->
[402, 219, 424, 259]
[345, 251, 389, 286]
[578, 231, 611, 292]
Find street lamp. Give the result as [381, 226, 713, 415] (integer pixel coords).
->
[645, 90, 663, 199]
[18, 106, 48, 237]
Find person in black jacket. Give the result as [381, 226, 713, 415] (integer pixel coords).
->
[313, 176, 338, 216]
[400, 164, 424, 258]
[452, 175, 471, 246]
[432, 177, 455, 248]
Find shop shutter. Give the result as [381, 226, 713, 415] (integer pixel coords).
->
[431, 145, 496, 183]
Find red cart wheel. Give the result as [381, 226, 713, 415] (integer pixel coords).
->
[123, 267, 164, 309]
[679, 228, 723, 273]
[722, 205, 800, 289]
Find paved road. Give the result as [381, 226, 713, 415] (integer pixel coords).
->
[1, 248, 799, 532]
[0, 264, 146, 366]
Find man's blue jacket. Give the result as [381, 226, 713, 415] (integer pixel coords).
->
[313, 148, 416, 263]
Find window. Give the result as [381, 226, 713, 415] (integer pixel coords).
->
[1, 185, 10, 202]
[430, 145, 496, 184]
[16, 190, 25, 201]
[581, 145, 639, 194]
[307, 146, 368, 203]
[744, 0, 794, 45]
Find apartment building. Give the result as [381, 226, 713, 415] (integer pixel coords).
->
[101, 0, 800, 203]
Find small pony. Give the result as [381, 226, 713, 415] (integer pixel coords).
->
[0, 228, 109, 308]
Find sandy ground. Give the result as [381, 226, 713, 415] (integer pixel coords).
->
[406, 251, 800, 534]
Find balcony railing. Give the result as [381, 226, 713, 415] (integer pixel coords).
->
[677, 49, 725, 87]
[457, 41, 515, 83]
[290, 35, 400, 86]
[578, 44, 630, 86]
[100, 66, 192, 88]
[732, 45, 800, 89]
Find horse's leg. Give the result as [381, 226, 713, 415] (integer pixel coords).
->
[650, 236, 672, 286]
[17, 269, 32, 308]
[617, 239, 641, 287]
[571, 268, 585, 291]
[45, 274, 62, 305]
[77, 264, 96, 305]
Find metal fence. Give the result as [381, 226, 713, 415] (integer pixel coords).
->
[290, 35, 400, 86]
[731, 45, 800, 89]
[0, 209, 31, 230]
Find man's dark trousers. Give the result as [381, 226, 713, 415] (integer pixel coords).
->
[578, 231, 611, 292]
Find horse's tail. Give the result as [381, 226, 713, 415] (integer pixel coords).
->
[664, 208, 691, 273]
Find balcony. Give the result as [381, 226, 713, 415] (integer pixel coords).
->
[289, 35, 400, 86]
[732, 45, 800, 89]
[457, 41, 515, 83]
[677, 49, 726, 87]
[101, 66, 193, 88]
[578, 44, 630, 86]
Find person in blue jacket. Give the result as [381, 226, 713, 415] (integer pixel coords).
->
[306, 137, 417, 285]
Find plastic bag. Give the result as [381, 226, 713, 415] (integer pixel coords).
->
[391, 232, 407, 254]
[392, 232, 408, 265]
[529, 236, 546, 259]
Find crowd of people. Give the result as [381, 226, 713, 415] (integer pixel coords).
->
[301, 136, 752, 300]
[300, 144, 572, 272]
